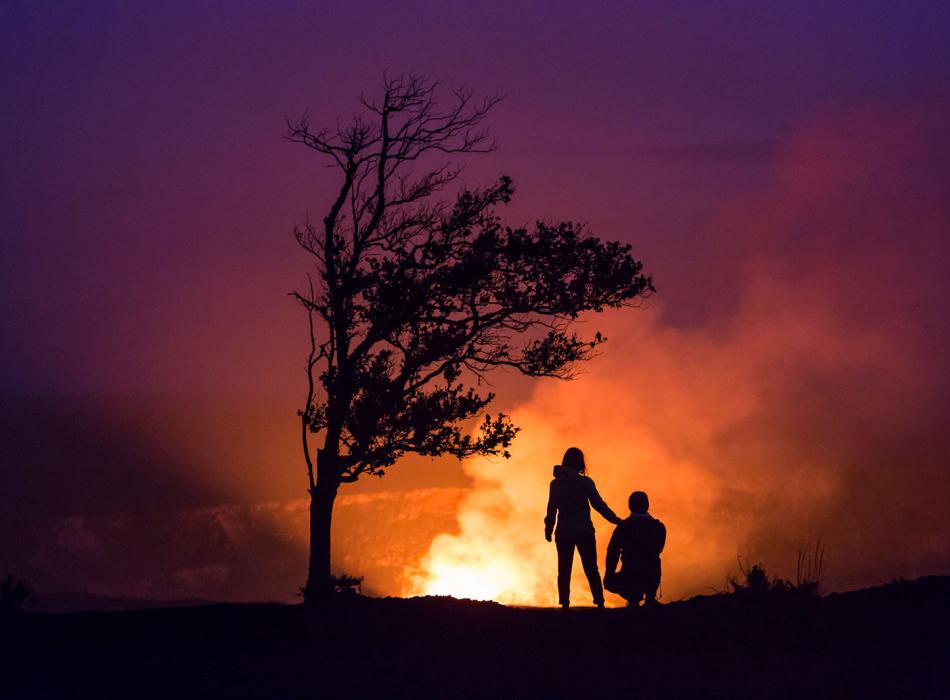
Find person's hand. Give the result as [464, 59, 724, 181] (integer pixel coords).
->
[545, 530, 552, 542]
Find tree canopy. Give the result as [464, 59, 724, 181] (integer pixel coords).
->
[288, 74, 652, 599]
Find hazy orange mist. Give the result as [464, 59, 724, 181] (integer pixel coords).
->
[405, 297, 865, 605]
[404, 106, 950, 605]
[22, 106, 943, 606]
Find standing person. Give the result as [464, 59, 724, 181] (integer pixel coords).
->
[544, 447, 622, 608]
[603, 491, 666, 608]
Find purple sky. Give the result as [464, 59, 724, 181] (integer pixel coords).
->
[2, 1, 949, 601]
[4, 1, 948, 393]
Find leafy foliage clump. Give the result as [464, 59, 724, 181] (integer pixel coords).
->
[290, 74, 654, 489]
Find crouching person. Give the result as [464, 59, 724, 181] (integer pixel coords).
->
[604, 491, 666, 607]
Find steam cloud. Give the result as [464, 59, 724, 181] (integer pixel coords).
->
[407, 105, 950, 604]
[4, 105, 948, 606]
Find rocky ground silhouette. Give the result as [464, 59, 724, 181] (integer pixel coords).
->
[1, 576, 947, 698]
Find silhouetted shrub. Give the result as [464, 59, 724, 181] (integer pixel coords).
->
[299, 573, 363, 601]
[726, 560, 792, 596]
[1, 574, 37, 614]
[795, 540, 826, 596]
[724, 545, 826, 601]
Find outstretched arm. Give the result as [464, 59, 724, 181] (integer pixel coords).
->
[544, 481, 557, 541]
[587, 481, 622, 525]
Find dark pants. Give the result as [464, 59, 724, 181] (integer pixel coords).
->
[555, 534, 604, 606]
[604, 559, 661, 606]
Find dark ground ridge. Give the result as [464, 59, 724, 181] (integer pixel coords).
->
[2, 575, 948, 698]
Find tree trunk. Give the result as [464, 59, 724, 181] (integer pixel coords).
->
[304, 470, 339, 603]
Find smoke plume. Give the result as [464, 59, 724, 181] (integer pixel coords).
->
[406, 104, 950, 604]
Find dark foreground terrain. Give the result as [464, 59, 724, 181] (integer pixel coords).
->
[2, 576, 948, 698]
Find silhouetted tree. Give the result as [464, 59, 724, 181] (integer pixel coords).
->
[288, 74, 654, 602]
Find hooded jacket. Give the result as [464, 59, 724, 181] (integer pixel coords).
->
[544, 466, 620, 539]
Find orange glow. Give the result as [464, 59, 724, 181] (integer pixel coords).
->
[16, 107, 942, 606]
[416, 558, 523, 602]
[403, 294, 883, 606]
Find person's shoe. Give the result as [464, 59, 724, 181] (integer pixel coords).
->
[559, 602, 570, 610]
[595, 601, 605, 609]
